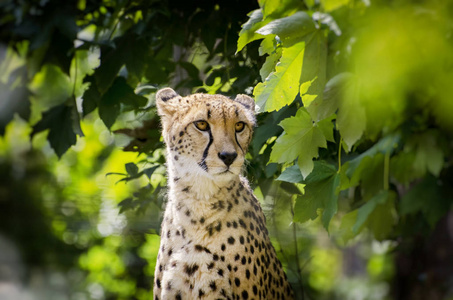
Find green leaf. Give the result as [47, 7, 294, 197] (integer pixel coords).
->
[299, 30, 327, 121]
[250, 106, 294, 156]
[125, 163, 139, 176]
[254, 39, 305, 112]
[353, 190, 389, 233]
[321, 173, 340, 230]
[237, 9, 267, 53]
[338, 210, 359, 245]
[277, 165, 303, 183]
[143, 166, 160, 179]
[304, 161, 337, 184]
[94, 41, 127, 94]
[319, 72, 352, 122]
[344, 132, 401, 180]
[294, 171, 340, 230]
[270, 108, 327, 178]
[260, 0, 302, 19]
[317, 114, 335, 142]
[412, 132, 444, 177]
[99, 77, 147, 129]
[31, 102, 79, 157]
[82, 76, 101, 117]
[401, 176, 452, 227]
[259, 35, 277, 56]
[321, 0, 351, 12]
[366, 191, 396, 241]
[336, 75, 366, 151]
[260, 46, 282, 81]
[256, 11, 315, 39]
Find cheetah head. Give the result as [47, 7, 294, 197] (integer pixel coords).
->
[156, 88, 255, 184]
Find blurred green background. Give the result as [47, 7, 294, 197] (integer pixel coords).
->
[0, 0, 453, 299]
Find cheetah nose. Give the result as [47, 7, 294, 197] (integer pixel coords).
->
[218, 151, 238, 167]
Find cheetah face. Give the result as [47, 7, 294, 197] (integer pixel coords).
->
[156, 88, 255, 182]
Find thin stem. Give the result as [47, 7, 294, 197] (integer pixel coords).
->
[384, 152, 390, 190]
[290, 201, 304, 299]
[72, 53, 78, 97]
[337, 138, 343, 173]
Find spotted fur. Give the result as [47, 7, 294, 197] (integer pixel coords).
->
[153, 88, 294, 299]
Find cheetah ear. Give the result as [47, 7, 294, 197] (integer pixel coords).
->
[156, 88, 180, 118]
[234, 94, 255, 112]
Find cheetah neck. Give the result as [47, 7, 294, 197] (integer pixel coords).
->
[167, 158, 240, 202]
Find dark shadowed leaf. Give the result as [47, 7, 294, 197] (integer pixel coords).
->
[99, 77, 147, 128]
[31, 102, 80, 157]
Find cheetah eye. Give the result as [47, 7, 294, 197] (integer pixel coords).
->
[194, 120, 210, 131]
[235, 122, 245, 133]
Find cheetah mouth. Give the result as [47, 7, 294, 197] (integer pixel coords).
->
[218, 169, 232, 175]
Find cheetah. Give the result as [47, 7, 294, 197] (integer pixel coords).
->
[153, 88, 295, 300]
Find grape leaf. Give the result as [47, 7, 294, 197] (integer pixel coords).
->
[259, 35, 277, 56]
[412, 132, 444, 177]
[82, 76, 101, 117]
[259, 46, 282, 81]
[254, 39, 305, 112]
[317, 114, 335, 142]
[336, 75, 366, 151]
[304, 161, 337, 184]
[276, 165, 303, 183]
[260, 0, 301, 19]
[99, 77, 147, 129]
[294, 166, 339, 230]
[31, 102, 79, 157]
[125, 163, 139, 176]
[299, 30, 327, 120]
[237, 9, 267, 53]
[366, 191, 396, 241]
[94, 43, 126, 94]
[344, 132, 401, 181]
[338, 210, 359, 245]
[270, 108, 328, 178]
[353, 190, 390, 233]
[256, 11, 315, 39]
[401, 176, 452, 227]
[251, 105, 294, 156]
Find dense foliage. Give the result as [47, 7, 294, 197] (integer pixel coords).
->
[1, 0, 453, 299]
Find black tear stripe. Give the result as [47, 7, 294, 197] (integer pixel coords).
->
[235, 132, 244, 154]
[198, 130, 213, 172]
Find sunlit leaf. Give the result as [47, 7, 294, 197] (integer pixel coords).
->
[270, 108, 327, 178]
[259, 46, 282, 81]
[300, 30, 327, 121]
[336, 75, 366, 151]
[237, 9, 267, 53]
[256, 11, 315, 38]
[254, 39, 305, 112]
